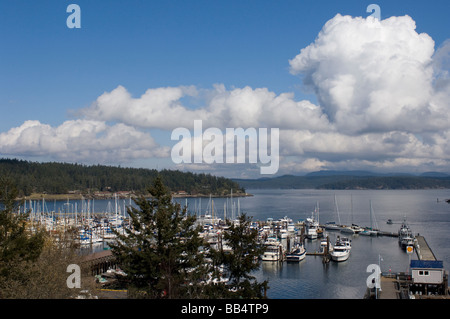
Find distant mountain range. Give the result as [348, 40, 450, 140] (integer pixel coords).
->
[233, 170, 450, 190]
[304, 170, 450, 177]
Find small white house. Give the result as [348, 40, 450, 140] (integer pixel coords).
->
[410, 260, 447, 296]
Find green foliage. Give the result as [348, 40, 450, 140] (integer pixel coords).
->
[318, 176, 450, 189]
[0, 177, 48, 297]
[0, 158, 245, 196]
[109, 178, 268, 299]
[0, 177, 45, 265]
[208, 214, 268, 299]
[235, 174, 450, 190]
[109, 176, 209, 299]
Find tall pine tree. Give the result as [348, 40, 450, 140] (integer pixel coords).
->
[217, 214, 268, 298]
[0, 177, 46, 297]
[109, 176, 209, 298]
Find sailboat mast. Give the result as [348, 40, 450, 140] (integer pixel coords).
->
[334, 194, 341, 225]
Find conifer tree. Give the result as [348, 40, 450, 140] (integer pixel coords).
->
[0, 177, 47, 297]
[210, 214, 268, 298]
[224, 214, 268, 298]
[0, 177, 45, 267]
[109, 176, 208, 298]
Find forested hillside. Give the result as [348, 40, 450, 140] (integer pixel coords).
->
[234, 173, 450, 190]
[0, 159, 245, 197]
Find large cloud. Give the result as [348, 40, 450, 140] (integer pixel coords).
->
[82, 84, 329, 131]
[289, 14, 442, 135]
[81, 85, 206, 129]
[0, 120, 169, 163]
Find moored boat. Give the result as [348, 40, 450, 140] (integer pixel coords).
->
[330, 236, 351, 262]
[398, 217, 416, 250]
[340, 225, 355, 234]
[262, 237, 284, 261]
[286, 244, 306, 262]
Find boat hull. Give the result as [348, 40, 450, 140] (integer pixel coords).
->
[331, 252, 350, 262]
[262, 252, 282, 261]
[286, 248, 306, 262]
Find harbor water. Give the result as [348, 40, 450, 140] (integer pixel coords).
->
[38, 188, 450, 299]
[243, 189, 450, 299]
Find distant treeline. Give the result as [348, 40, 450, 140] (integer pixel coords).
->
[0, 159, 245, 197]
[234, 174, 450, 190]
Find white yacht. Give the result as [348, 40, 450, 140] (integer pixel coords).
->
[305, 215, 320, 239]
[286, 243, 306, 262]
[262, 237, 284, 261]
[330, 236, 351, 262]
[305, 203, 321, 239]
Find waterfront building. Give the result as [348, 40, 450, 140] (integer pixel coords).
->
[409, 260, 448, 296]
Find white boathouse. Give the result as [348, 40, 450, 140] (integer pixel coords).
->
[409, 260, 448, 296]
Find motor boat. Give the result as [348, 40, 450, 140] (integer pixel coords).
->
[286, 244, 306, 262]
[330, 236, 351, 262]
[262, 237, 284, 261]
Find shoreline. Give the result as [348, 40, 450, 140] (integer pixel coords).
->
[19, 192, 253, 201]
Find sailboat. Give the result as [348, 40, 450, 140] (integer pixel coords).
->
[360, 200, 379, 236]
[325, 195, 342, 231]
[340, 194, 362, 234]
[340, 225, 356, 234]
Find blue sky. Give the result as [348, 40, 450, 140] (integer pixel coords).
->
[0, 1, 449, 178]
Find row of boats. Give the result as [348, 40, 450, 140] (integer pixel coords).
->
[304, 199, 381, 239]
[32, 194, 413, 265]
[260, 214, 352, 263]
[261, 231, 352, 263]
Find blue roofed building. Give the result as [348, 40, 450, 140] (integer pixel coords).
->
[410, 260, 448, 296]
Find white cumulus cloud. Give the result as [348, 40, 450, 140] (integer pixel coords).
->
[0, 120, 169, 164]
[289, 14, 441, 135]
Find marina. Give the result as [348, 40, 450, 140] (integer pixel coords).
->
[19, 188, 450, 299]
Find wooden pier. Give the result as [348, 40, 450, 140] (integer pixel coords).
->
[414, 235, 437, 261]
[81, 249, 118, 276]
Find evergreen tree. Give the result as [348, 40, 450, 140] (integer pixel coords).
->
[109, 176, 209, 298]
[0, 177, 46, 297]
[0, 177, 45, 265]
[211, 214, 268, 298]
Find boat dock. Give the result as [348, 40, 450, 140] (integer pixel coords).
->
[81, 249, 117, 276]
[414, 235, 437, 261]
[365, 234, 449, 299]
[377, 231, 398, 237]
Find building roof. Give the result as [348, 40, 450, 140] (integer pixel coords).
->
[410, 260, 444, 269]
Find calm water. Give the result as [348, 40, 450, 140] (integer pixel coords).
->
[41, 188, 450, 299]
[240, 189, 450, 299]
